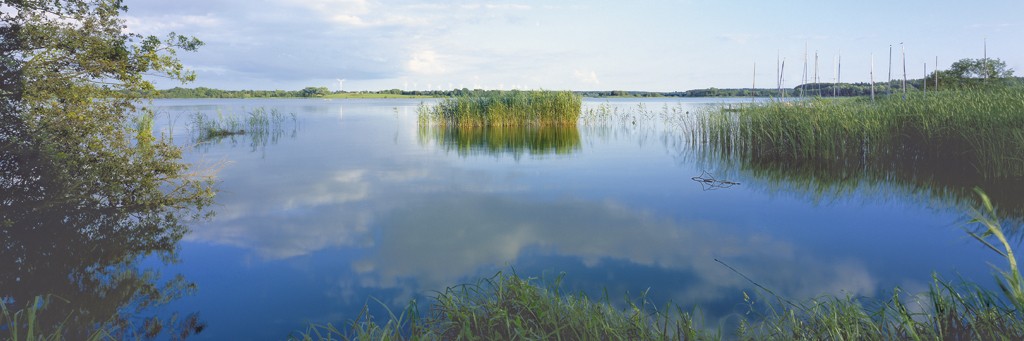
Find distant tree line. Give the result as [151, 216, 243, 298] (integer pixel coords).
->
[157, 58, 1019, 99]
[156, 86, 331, 98]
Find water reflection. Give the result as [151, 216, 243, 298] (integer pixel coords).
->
[0, 137, 204, 338]
[183, 108, 879, 318]
[679, 128, 1024, 230]
[188, 157, 879, 312]
[162, 99, 1004, 337]
[675, 101, 1024, 228]
[418, 124, 581, 159]
[354, 193, 877, 305]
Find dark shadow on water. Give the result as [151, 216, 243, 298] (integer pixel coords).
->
[1, 122, 207, 339]
[418, 124, 581, 160]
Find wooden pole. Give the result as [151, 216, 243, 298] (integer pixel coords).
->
[780, 59, 786, 98]
[815, 51, 820, 97]
[802, 43, 808, 98]
[837, 50, 842, 96]
[833, 54, 838, 97]
[776, 51, 780, 98]
[752, 61, 756, 102]
[984, 38, 988, 80]
[901, 43, 907, 99]
[888, 45, 892, 95]
[923, 62, 927, 95]
[870, 53, 875, 102]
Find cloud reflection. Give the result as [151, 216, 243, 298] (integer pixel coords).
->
[354, 194, 877, 303]
[188, 159, 876, 302]
[181, 104, 878, 310]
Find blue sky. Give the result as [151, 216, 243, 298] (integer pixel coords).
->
[124, 0, 1023, 91]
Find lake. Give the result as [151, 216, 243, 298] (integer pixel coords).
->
[11, 97, 1018, 339]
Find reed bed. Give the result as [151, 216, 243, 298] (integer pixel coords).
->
[690, 88, 1024, 221]
[418, 90, 582, 127]
[692, 88, 1024, 179]
[291, 190, 1024, 340]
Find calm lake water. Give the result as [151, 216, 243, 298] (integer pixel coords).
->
[11, 97, 1018, 339]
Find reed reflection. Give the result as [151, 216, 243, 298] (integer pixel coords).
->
[682, 98, 1024, 231]
[419, 124, 582, 159]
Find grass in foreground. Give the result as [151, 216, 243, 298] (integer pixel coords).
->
[295, 272, 715, 341]
[418, 90, 582, 127]
[293, 189, 1024, 340]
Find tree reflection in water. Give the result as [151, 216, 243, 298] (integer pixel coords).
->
[1, 122, 211, 339]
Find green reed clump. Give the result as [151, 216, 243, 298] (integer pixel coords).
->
[690, 87, 1024, 222]
[425, 272, 713, 340]
[692, 88, 1024, 179]
[419, 90, 582, 127]
[733, 277, 1024, 340]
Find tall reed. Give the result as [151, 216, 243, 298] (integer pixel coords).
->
[418, 90, 582, 127]
[691, 88, 1024, 217]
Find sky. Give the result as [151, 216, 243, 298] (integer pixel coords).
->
[123, 0, 1024, 92]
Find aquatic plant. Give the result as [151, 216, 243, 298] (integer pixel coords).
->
[187, 107, 297, 151]
[693, 88, 1024, 178]
[418, 90, 582, 127]
[689, 88, 1024, 221]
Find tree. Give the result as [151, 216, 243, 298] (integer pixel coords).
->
[947, 58, 1015, 79]
[931, 57, 1016, 89]
[2, 0, 213, 338]
[301, 86, 329, 97]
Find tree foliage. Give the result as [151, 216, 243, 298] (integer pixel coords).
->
[1, 0, 213, 338]
[300, 86, 329, 97]
[948, 58, 1015, 79]
[929, 58, 1018, 89]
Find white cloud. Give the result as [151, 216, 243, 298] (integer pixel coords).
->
[574, 69, 600, 85]
[123, 14, 222, 36]
[406, 49, 445, 75]
[123, 0, 1024, 91]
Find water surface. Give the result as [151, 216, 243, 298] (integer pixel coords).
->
[51, 98, 1024, 338]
